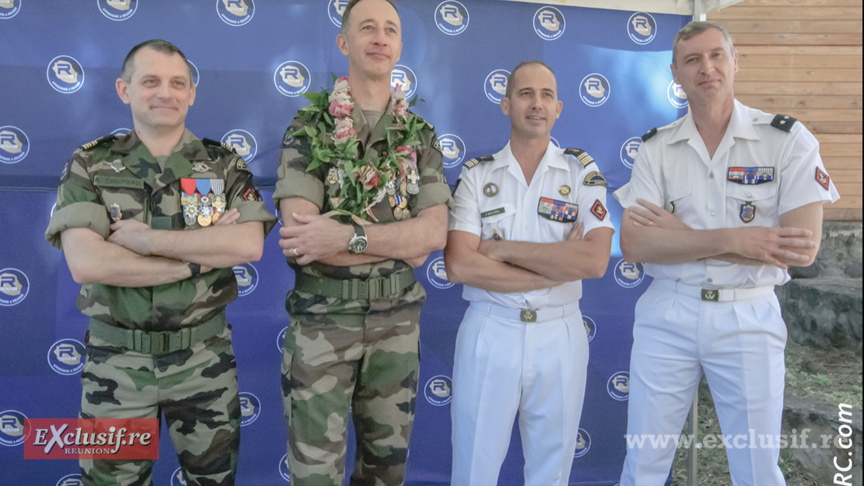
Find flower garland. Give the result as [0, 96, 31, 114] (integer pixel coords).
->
[294, 75, 425, 222]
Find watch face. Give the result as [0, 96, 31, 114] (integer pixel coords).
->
[350, 235, 368, 254]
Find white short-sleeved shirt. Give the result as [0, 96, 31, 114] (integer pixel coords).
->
[449, 141, 615, 309]
[614, 100, 840, 288]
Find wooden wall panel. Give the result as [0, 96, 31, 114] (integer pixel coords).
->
[710, 0, 863, 220]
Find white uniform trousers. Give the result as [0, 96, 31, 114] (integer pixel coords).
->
[451, 301, 589, 486]
[620, 279, 787, 486]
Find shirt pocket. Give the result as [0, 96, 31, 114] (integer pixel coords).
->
[479, 203, 514, 241]
[725, 182, 779, 225]
[664, 183, 692, 215]
[94, 174, 149, 223]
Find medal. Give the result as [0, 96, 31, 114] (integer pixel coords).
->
[386, 178, 396, 196]
[327, 167, 339, 185]
[211, 179, 226, 222]
[180, 178, 199, 227]
[109, 203, 122, 222]
[558, 185, 571, 197]
[483, 182, 499, 198]
[196, 179, 212, 227]
[407, 169, 420, 195]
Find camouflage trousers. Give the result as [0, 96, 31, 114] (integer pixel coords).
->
[282, 284, 424, 486]
[79, 324, 240, 486]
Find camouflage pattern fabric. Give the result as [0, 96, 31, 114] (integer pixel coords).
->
[80, 326, 239, 486]
[44, 129, 275, 485]
[45, 129, 276, 331]
[282, 284, 424, 486]
[274, 101, 449, 485]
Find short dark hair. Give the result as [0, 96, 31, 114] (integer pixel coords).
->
[340, 0, 399, 35]
[505, 61, 557, 99]
[672, 21, 735, 66]
[121, 39, 193, 82]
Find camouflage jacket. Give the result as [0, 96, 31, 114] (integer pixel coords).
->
[273, 101, 452, 281]
[45, 130, 276, 331]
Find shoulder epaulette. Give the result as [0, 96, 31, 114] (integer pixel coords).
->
[770, 114, 797, 132]
[641, 128, 658, 142]
[79, 135, 116, 151]
[202, 138, 237, 155]
[564, 148, 595, 167]
[463, 155, 494, 170]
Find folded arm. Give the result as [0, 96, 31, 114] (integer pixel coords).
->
[621, 198, 817, 269]
[278, 197, 447, 267]
[477, 224, 613, 281]
[444, 230, 563, 293]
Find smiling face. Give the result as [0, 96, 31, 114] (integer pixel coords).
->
[671, 27, 738, 108]
[501, 63, 563, 142]
[115, 47, 196, 135]
[336, 0, 403, 82]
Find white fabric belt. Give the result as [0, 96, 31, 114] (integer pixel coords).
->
[471, 301, 581, 323]
[668, 281, 775, 302]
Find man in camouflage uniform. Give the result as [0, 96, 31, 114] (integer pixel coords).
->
[45, 39, 276, 486]
[272, 1, 450, 484]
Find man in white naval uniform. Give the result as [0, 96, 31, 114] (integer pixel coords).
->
[444, 61, 615, 486]
[615, 22, 840, 485]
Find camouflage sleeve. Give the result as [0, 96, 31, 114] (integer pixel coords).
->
[411, 118, 452, 216]
[272, 116, 327, 211]
[223, 153, 278, 236]
[45, 151, 111, 249]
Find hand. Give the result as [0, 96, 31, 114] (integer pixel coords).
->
[630, 198, 690, 230]
[567, 221, 585, 241]
[278, 212, 353, 265]
[213, 208, 240, 226]
[108, 219, 156, 255]
[730, 226, 815, 269]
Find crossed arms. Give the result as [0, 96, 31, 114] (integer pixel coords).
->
[62, 208, 265, 287]
[620, 198, 822, 269]
[444, 223, 614, 294]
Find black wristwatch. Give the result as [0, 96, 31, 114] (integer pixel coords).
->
[347, 223, 368, 254]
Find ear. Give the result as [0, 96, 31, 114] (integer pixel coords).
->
[670, 63, 678, 85]
[500, 96, 510, 116]
[188, 81, 197, 107]
[116, 78, 130, 105]
[554, 100, 563, 119]
[733, 49, 739, 73]
[336, 33, 349, 56]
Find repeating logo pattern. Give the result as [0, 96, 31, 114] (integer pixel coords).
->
[627, 12, 657, 45]
[435, 1, 469, 36]
[668, 80, 688, 109]
[0, 410, 27, 446]
[328, 0, 348, 27]
[239, 392, 261, 426]
[0, 126, 30, 164]
[484, 69, 509, 104]
[424, 375, 453, 406]
[534, 7, 565, 41]
[438, 133, 466, 169]
[47, 56, 85, 94]
[274, 61, 311, 97]
[614, 258, 645, 289]
[98, 0, 138, 21]
[217, 0, 254, 26]
[0, 0, 21, 19]
[47, 339, 86, 375]
[233, 263, 259, 296]
[620, 137, 642, 169]
[391, 64, 417, 99]
[0, 268, 29, 306]
[607, 371, 630, 401]
[580, 73, 610, 107]
[425, 256, 454, 290]
[573, 428, 591, 458]
[222, 129, 258, 161]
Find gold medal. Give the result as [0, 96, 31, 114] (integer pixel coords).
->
[198, 213, 212, 227]
[559, 185, 571, 196]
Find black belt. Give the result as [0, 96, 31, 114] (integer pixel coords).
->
[294, 271, 416, 301]
[88, 313, 227, 354]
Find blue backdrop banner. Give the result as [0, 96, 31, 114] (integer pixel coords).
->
[0, 1, 688, 484]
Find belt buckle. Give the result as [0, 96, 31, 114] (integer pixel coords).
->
[520, 309, 537, 323]
[701, 289, 719, 302]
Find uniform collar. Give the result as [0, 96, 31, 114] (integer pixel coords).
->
[496, 140, 562, 186]
[667, 99, 759, 145]
[110, 129, 206, 191]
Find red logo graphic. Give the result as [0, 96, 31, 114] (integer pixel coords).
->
[23, 418, 159, 460]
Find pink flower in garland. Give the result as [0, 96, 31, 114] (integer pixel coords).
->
[355, 166, 380, 190]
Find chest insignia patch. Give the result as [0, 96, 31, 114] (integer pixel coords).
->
[727, 167, 775, 185]
[538, 197, 578, 222]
